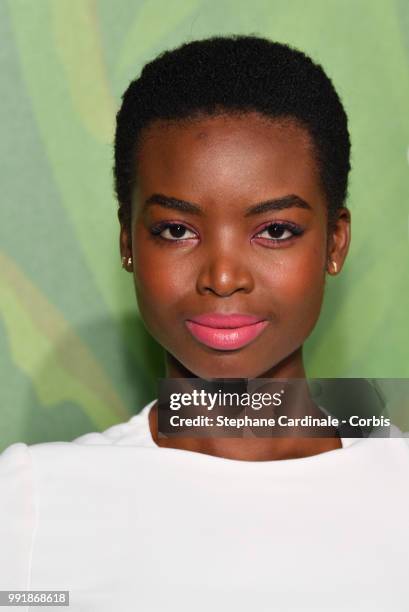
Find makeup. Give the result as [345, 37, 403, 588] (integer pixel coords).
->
[185, 313, 269, 350]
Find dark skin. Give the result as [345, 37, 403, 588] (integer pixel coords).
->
[119, 112, 351, 461]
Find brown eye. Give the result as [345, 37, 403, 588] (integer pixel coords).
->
[165, 224, 188, 239]
[257, 223, 296, 241]
[151, 223, 197, 241]
[267, 224, 289, 239]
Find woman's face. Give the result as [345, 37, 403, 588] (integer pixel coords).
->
[122, 112, 350, 379]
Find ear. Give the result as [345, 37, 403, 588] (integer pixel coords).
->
[118, 208, 133, 272]
[326, 207, 351, 275]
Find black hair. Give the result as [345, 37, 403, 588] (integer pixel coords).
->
[114, 35, 351, 230]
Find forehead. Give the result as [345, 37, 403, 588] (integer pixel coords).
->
[134, 112, 324, 210]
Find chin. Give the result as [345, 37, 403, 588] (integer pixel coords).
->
[179, 352, 271, 380]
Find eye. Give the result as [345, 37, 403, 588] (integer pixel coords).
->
[254, 222, 303, 242]
[150, 222, 197, 242]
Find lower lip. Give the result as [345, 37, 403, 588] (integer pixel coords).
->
[185, 320, 269, 351]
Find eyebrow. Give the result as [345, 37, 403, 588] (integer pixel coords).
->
[144, 193, 312, 217]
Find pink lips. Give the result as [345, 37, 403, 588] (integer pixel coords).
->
[185, 313, 269, 351]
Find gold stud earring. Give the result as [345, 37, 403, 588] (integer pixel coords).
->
[331, 260, 338, 274]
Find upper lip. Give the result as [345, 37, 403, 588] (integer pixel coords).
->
[186, 313, 266, 328]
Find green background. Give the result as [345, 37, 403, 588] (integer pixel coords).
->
[1, 0, 408, 451]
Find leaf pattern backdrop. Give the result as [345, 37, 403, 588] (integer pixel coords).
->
[1, 0, 408, 451]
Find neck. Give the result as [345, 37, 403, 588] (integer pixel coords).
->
[148, 348, 342, 462]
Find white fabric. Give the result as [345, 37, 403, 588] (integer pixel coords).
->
[1, 398, 409, 611]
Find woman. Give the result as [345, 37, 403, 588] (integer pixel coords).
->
[1, 35, 408, 611]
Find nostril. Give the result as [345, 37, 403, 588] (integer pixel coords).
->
[196, 264, 254, 297]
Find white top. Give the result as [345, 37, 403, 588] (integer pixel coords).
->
[1, 398, 409, 611]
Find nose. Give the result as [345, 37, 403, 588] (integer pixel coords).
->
[196, 251, 255, 297]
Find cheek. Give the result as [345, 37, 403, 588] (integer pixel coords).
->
[134, 246, 190, 302]
[258, 241, 326, 320]
[132, 240, 193, 338]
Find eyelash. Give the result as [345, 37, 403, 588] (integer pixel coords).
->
[149, 221, 304, 246]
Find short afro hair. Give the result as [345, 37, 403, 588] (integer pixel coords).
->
[114, 35, 351, 229]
